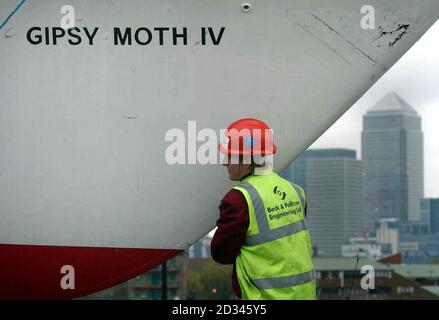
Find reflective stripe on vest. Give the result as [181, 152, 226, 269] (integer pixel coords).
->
[239, 182, 308, 247]
[253, 269, 317, 290]
[291, 183, 305, 212]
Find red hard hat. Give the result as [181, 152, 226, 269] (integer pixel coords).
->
[218, 118, 277, 156]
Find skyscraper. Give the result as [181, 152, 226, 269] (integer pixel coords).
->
[282, 149, 364, 256]
[430, 199, 439, 235]
[362, 92, 424, 228]
[421, 198, 439, 235]
[281, 148, 357, 192]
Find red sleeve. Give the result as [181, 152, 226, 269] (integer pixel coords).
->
[211, 189, 249, 265]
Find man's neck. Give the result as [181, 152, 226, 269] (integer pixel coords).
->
[239, 172, 253, 182]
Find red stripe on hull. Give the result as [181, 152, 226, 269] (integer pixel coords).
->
[0, 244, 182, 300]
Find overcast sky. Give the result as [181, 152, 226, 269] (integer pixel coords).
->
[310, 21, 439, 198]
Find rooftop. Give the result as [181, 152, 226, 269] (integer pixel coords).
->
[392, 264, 439, 278]
[314, 257, 391, 271]
[422, 286, 439, 296]
[367, 92, 418, 115]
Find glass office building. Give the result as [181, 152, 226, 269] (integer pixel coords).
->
[362, 92, 424, 226]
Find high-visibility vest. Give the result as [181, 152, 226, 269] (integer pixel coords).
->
[233, 172, 316, 300]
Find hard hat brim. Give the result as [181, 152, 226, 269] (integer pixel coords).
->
[218, 144, 277, 156]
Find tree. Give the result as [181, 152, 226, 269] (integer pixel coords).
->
[187, 259, 235, 300]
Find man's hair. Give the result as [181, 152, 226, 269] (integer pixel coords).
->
[228, 154, 266, 168]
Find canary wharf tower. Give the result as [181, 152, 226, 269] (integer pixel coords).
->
[362, 92, 424, 226]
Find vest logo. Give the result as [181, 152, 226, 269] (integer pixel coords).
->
[273, 186, 286, 200]
[244, 136, 254, 147]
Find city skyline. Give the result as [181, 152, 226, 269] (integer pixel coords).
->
[280, 92, 433, 259]
[310, 21, 439, 198]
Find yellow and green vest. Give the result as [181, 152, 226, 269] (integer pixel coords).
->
[233, 172, 316, 300]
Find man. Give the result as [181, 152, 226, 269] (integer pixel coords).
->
[211, 118, 316, 300]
